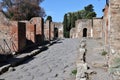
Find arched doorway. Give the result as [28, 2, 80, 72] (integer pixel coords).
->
[54, 28, 58, 39]
[83, 28, 87, 37]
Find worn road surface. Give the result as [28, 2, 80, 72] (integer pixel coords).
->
[0, 39, 80, 80]
[86, 39, 113, 80]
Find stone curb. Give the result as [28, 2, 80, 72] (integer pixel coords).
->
[0, 40, 54, 75]
[76, 39, 88, 80]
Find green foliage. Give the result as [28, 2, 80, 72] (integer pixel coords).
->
[109, 57, 120, 73]
[64, 31, 69, 38]
[63, 14, 69, 38]
[71, 69, 77, 75]
[101, 50, 107, 56]
[85, 4, 94, 12]
[46, 16, 52, 22]
[0, 0, 46, 20]
[63, 4, 96, 38]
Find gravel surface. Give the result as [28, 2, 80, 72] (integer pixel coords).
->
[0, 38, 80, 80]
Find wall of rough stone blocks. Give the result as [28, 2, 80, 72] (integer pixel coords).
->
[71, 18, 103, 39]
[44, 20, 50, 41]
[0, 19, 26, 54]
[44, 21, 63, 40]
[75, 19, 92, 38]
[50, 22, 55, 40]
[0, 12, 63, 54]
[109, 0, 120, 53]
[0, 12, 44, 54]
[53, 22, 63, 39]
[70, 28, 76, 38]
[26, 21, 36, 45]
[93, 18, 103, 39]
[103, 5, 109, 45]
[29, 17, 44, 44]
[102, 1, 120, 78]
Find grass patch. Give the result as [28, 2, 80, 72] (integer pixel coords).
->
[109, 57, 120, 73]
[101, 50, 107, 56]
[71, 69, 77, 75]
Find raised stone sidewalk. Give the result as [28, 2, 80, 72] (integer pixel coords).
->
[76, 38, 88, 80]
[0, 40, 57, 75]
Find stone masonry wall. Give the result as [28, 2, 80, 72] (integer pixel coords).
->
[50, 22, 55, 40]
[103, 5, 109, 46]
[29, 17, 44, 44]
[0, 12, 63, 55]
[74, 19, 92, 38]
[44, 21, 63, 40]
[71, 18, 103, 39]
[70, 28, 76, 38]
[93, 18, 103, 39]
[44, 20, 50, 41]
[109, 0, 120, 53]
[26, 21, 36, 45]
[53, 22, 63, 39]
[0, 20, 26, 54]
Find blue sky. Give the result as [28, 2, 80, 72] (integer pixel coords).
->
[41, 0, 106, 22]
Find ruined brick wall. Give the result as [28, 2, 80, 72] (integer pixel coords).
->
[0, 12, 27, 54]
[26, 21, 36, 45]
[54, 22, 63, 39]
[71, 18, 103, 39]
[0, 19, 12, 54]
[44, 20, 50, 41]
[102, 1, 120, 77]
[93, 18, 103, 39]
[44, 21, 63, 40]
[75, 19, 92, 38]
[50, 22, 55, 40]
[0, 20, 26, 54]
[70, 28, 77, 38]
[29, 17, 44, 44]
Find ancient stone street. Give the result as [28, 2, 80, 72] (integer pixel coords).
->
[0, 39, 79, 80]
[0, 38, 114, 80]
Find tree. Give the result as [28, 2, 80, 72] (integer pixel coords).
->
[46, 16, 52, 22]
[67, 13, 72, 30]
[84, 4, 94, 12]
[71, 13, 77, 28]
[86, 12, 96, 19]
[0, 0, 46, 20]
[63, 14, 69, 38]
[84, 4, 96, 19]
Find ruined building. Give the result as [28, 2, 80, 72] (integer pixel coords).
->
[0, 12, 63, 54]
[70, 0, 120, 77]
[70, 18, 103, 39]
[70, 0, 120, 55]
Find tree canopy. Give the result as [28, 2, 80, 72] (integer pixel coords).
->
[0, 0, 46, 20]
[46, 16, 52, 22]
[63, 4, 96, 38]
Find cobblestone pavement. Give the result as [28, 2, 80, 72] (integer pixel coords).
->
[0, 38, 80, 80]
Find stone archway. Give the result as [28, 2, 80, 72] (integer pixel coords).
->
[83, 28, 87, 37]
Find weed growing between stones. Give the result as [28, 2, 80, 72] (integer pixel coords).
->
[101, 50, 107, 56]
[71, 69, 77, 75]
[109, 57, 120, 73]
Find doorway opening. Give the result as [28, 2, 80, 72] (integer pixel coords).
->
[54, 28, 58, 39]
[83, 28, 87, 37]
